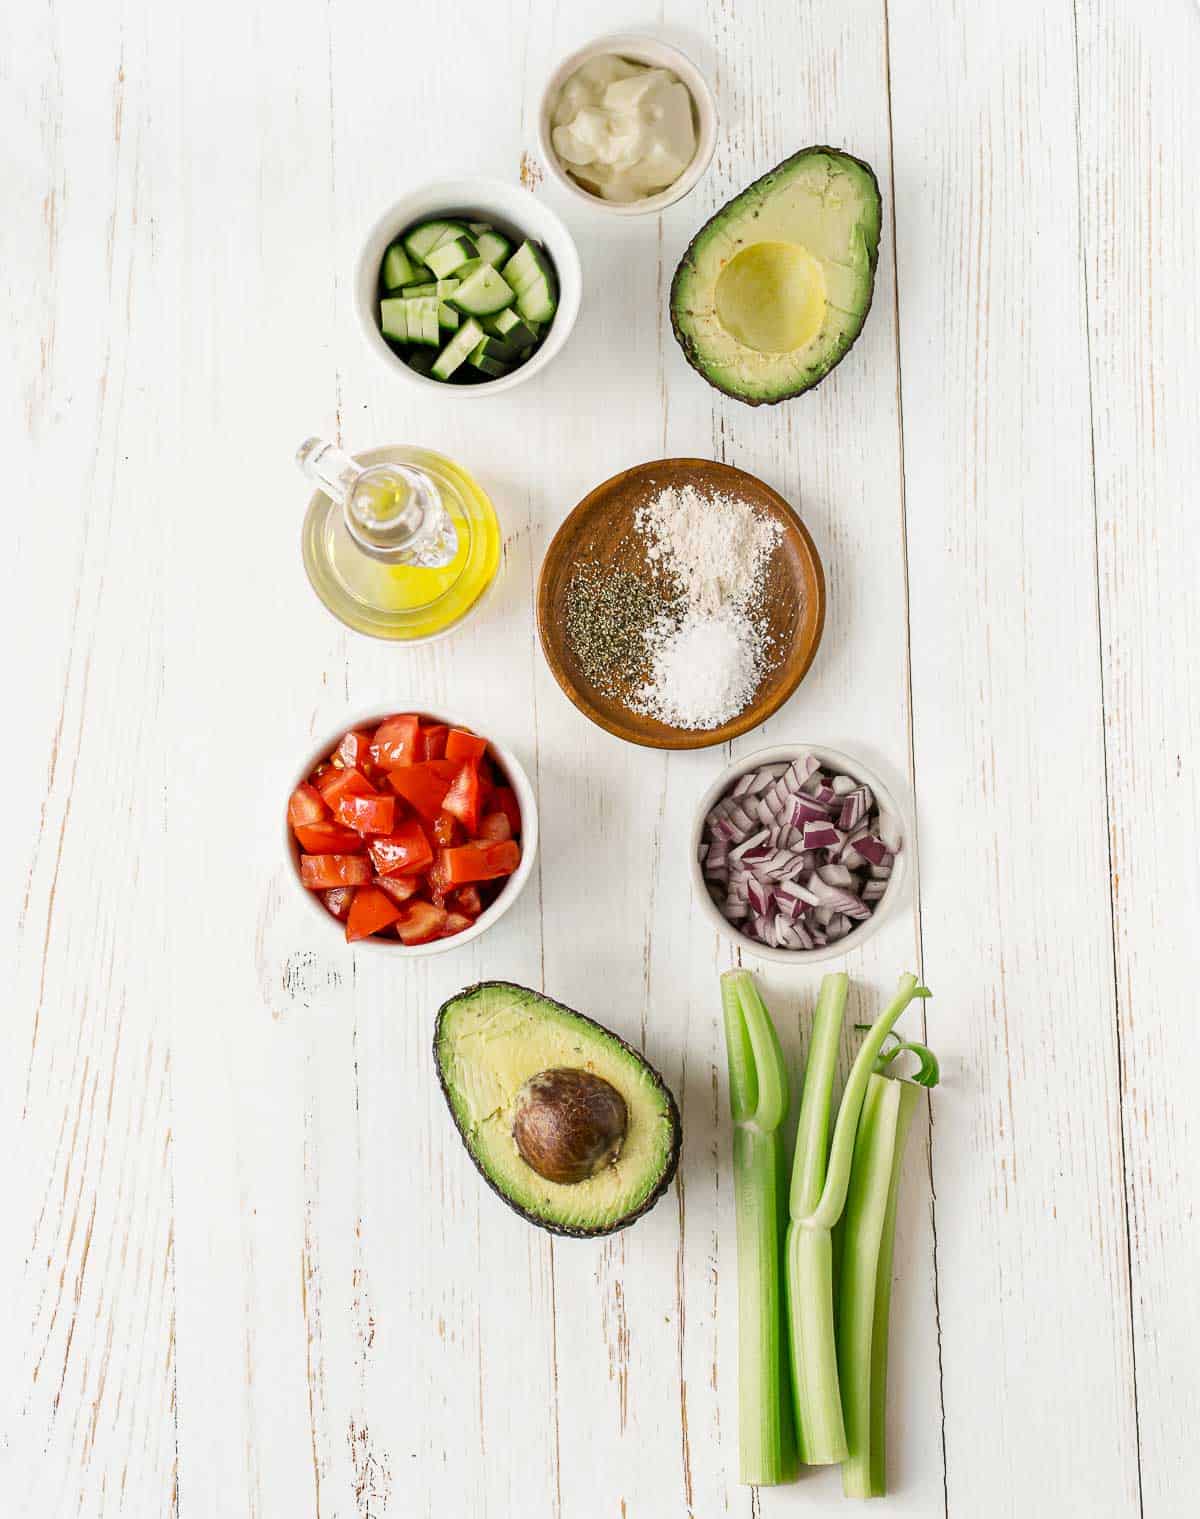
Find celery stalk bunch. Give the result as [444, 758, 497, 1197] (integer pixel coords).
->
[722, 968, 938, 1498]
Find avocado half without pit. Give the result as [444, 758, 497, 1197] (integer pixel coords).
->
[434, 982, 681, 1238]
[670, 145, 882, 405]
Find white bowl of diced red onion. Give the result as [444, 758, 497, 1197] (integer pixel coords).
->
[692, 744, 909, 962]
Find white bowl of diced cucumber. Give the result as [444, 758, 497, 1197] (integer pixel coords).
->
[356, 179, 582, 395]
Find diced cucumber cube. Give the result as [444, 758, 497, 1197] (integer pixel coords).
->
[474, 229, 514, 269]
[425, 236, 478, 280]
[380, 296, 409, 343]
[484, 310, 538, 348]
[448, 263, 516, 317]
[516, 271, 557, 324]
[471, 333, 521, 362]
[382, 242, 417, 291]
[427, 220, 472, 252]
[438, 303, 460, 330]
[402, 297, 441, 346]
[431, 317, 486, 380]
[401, 282, 438, 299]
[467, 221, 492, 236]
[403, 219, 466, 264]
[468, 345, 511, 378]
[501, 239, 555, 295]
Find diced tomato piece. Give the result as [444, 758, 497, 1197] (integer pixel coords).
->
[373, 874, 421, 906]
[319, 767, 376, 811]
[491, 785, 521, 835]
[370, 714, 421, 769]
[388, 760, 458, 821]
[427, 849, 452, 896]
[294, 820, 364, 853]
[323, 886, 355, 921]
[346, 884, 405, 942]
[300, 854, 372, 890]
[453, 885, 484, 918]
[441, 911, 474, 937]
[477, 810, 512, 843]
[335, 791, 395, 836]
[289, 782, 329, 828]
[443, 839, 521, 886]
[445, 727, 488, 765]
[433, 810, 464, 847]
[442, 762, 483, 834]
[420, 723, 449, 761]
[334, 729, 374, 772]
[395, 900, 448, 945]
[368, 818, 433, 877]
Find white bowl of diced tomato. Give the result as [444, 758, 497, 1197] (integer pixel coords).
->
[285, 710, 538, 953]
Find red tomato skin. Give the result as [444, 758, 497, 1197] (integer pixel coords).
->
[492, 786, 521, 835]
[335, 792, 396, 836]
[395, 901, 448, 945]
[373, 874, 421, 906]
[443, 839, 520, 886]
[442, 762, 483, 834]
[370, 714, 421, 769]
[453, 885, 484, 918]
[346, 885, 405, 942]
[323, 886, 355, 920]
[367, 819, 434, 877]
[289, 782, 329, 828]
[300, 854, 372, 889]
[445, 728, 488, 765]
[477, 811, 512, 843]
[388, 761, 458, 822]
[420, 723, 449, 761]
[334, 729, 374, 772]
[294, 821, 364, 853]
[320, 767, 376, 811]
[433, 810, 464, 847]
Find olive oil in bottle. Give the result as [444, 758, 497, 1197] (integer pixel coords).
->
[297, 437, 501, 641]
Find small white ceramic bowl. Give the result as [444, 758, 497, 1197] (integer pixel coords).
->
[354, 178, 582, 396]
[287, 710, 539, 956]
[691, 743, 911, 965]
[538, 33, 718, 216]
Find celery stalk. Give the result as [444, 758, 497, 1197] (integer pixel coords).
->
[838, 1047, 937, 1498]
[721, 970, 796, 1485]
[786, 971, 849, 1464]
[787, 973, 929, 1466]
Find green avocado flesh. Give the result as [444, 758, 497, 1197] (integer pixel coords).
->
[435, 982, 681, 1237]
[671, 146, 882, 405]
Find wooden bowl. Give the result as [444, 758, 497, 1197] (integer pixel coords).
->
[536, 459, 825, 750]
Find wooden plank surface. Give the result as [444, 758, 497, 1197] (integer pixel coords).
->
[2, 0, 1195, 1515]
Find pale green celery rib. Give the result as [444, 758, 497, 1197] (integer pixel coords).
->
[837, 1073, 922, 1499]
[786, 971, 849, 1465]
[721, 971, 796, 1486]
[788, 972, 928, 1468]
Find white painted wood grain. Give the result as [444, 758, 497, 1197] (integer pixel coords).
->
[889, 0, 1144, 1512]
[1076, 3, 1200, 1513]
[4, 0, 1194, 1514]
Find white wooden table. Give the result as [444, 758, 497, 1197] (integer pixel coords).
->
[5, 2, 1197, 1514]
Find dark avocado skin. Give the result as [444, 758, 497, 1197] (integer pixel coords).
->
[433, 980, 683, 1240]
[670, 145, 883, 406]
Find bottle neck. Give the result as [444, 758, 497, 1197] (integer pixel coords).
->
[296, 437, 363, 504]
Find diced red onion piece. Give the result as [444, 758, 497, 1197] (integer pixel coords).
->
[730, 828, 769, 861]
[802, 820, 841, 851]
[817, 863, 854, 888]
[854, 834, 890, 866]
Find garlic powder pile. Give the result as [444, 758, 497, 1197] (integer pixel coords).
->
[631, 484, 783, 729]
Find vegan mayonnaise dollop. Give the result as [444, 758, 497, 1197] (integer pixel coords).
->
[550, 56, 697, 204]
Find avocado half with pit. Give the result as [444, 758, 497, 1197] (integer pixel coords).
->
[434, 981, 681, 1238]
[670, 145, 882, 405]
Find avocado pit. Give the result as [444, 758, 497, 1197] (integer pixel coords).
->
[714, 240, 827, 354]
[512, 1067, 628, 1185]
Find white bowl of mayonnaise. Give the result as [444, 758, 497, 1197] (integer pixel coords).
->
[538, 34, 717, 216]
